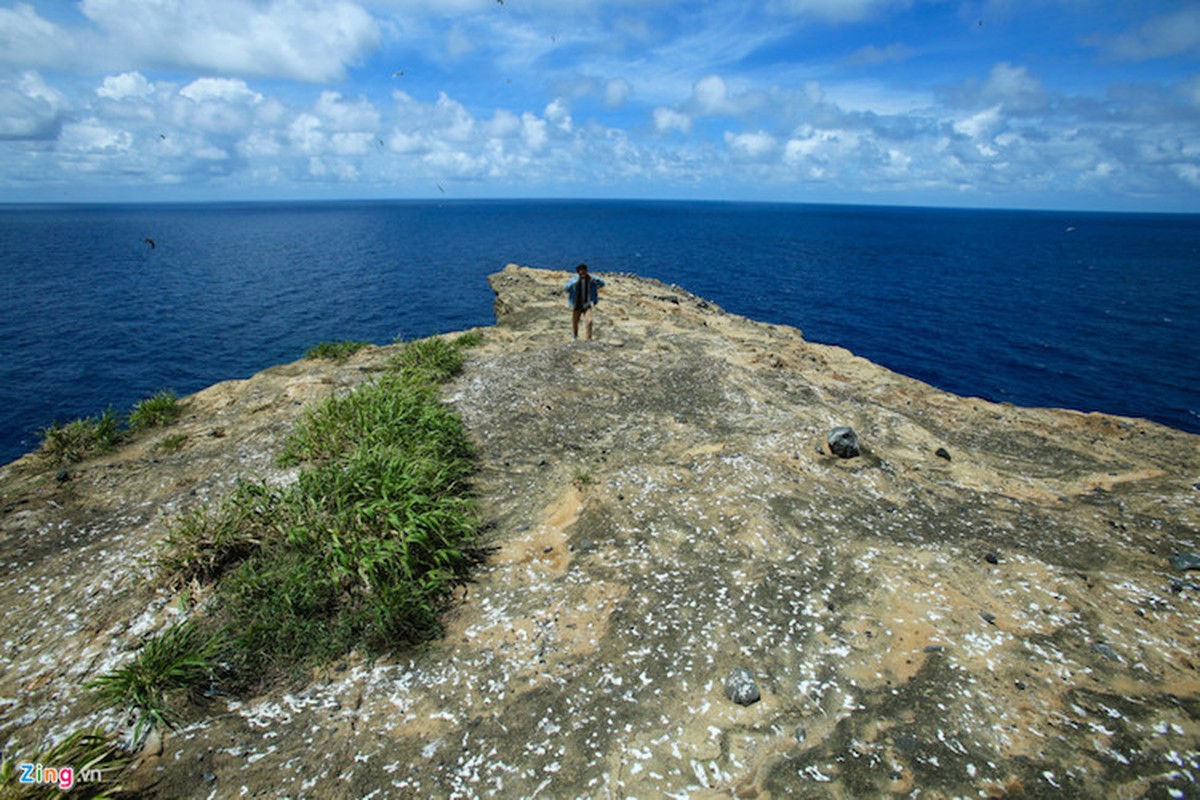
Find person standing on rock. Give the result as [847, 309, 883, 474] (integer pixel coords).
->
[564, 263, 605, 340]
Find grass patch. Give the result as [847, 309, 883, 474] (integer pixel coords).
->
[128, 390, 182, 431]
[571, 468, 595, 489]
[157, 335, 481, 688]
[38, 408, 122, 465]
[156, 433, 189, 453]
[453, 330, 484, 349]
[304, 340, 370, 362]
[0, 728, 132, 798]
[158, 482, 275, 586]
[86, 619, 224, 745]
[37, 389, 185, 465]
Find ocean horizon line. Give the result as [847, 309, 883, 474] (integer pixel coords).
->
[3, 196, 1198, 219]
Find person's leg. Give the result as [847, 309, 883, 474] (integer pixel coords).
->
[572, 307, 582, 339]
[584, 306, 594, 339]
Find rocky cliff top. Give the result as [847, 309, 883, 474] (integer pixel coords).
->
[2, 264, 1198, 798]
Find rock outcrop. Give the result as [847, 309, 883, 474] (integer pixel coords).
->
[2, 264, 1198, 798]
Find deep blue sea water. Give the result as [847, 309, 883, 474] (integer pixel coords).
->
[1, 199, 1197, 466]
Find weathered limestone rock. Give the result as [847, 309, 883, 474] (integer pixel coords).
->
[724, 668, 762, 706]
[1171, 552, 1200, 571]
[827, 426, 861, 459]
[2, 264, 1199, 798]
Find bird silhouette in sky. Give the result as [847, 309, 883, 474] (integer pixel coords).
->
[143, 237, 156, 249]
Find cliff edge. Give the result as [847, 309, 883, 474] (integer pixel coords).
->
[2, 264, 1198, 798]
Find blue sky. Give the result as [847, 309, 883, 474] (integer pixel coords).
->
[1, 0, 1198, 211]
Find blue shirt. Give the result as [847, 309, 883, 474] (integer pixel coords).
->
[564, 274, 605, 309]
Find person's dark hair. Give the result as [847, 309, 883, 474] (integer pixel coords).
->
[576, 263, 588, 273]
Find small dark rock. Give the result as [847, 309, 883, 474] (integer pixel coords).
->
[1015, 680, 1027, 690]
[893, 735, 920, 754]
[923, 645, 945, 653]
[1169, 553, 1200, 571]
[55, 469, 70, 483]
[985, 552, 999, 565]
[827, 426, 860, 459]
[979, 611, 997, 625]
[1091, 643, 1120, 662]
[723, 667, 761, 706]
[935, 447, 951, 461]
[794, 725, 806, 743]
[202, 772, 216, 784]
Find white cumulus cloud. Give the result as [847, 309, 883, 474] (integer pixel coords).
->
[180, 78, 264, 105]
[0, 71, 70, 140]
[97, 72, 154, 101]
[725, 130, 777, 159]
[79, 0, 381, 82]
[653, 107, 692, 134]
[314, 91, 380, 132]
[0, 3, 72, 68]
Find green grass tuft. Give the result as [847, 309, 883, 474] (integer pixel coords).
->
[385, 336, 467, 384]
[38, 408, 122, 465]
[453, 330, 484, 349]
[128, 390, 182, 431]
[37, 388, 185, 464]
[304, 340, 370, 362]
[0, 727, 132, 798]
[86, 619, 224, 745]
[156, 433, 189, 453]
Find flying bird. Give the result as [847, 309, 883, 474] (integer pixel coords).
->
[392, 70, 404, 78]
[143, 237, 156, 249]
[437, 183, 445, 193]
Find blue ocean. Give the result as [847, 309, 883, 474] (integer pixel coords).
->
[1, 199, 1197, 466]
